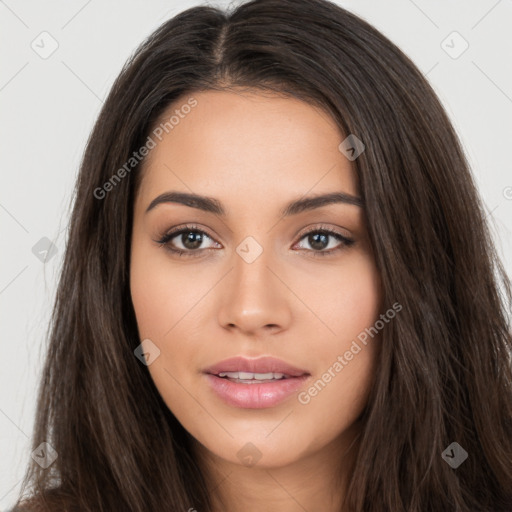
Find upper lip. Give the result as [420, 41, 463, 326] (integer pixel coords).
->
[204, 356, 310, 378]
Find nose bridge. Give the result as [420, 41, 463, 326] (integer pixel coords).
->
[217, 233, 291, 333]
[233, 235, 271, 293]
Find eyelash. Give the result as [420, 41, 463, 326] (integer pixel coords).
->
[154, 223, 355, 258]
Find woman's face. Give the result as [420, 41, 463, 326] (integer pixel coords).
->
[130, 89, 382, 469]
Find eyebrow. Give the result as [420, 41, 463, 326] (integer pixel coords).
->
[145, 190, 364, 217]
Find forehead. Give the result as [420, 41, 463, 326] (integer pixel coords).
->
[136, 89, 359, 214]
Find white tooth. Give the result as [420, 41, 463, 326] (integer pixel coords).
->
[220, 371, 240, 379]
[253, 372, 274, 380]
[218, 371, 287, 380]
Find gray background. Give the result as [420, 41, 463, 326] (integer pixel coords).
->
[1, 0, 511, 506]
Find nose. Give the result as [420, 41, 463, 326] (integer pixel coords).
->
[217, 243, 292, 337]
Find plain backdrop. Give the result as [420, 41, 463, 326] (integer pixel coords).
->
[1, 0, 511, 507]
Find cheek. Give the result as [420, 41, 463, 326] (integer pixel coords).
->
[130, 247, 203, 420]
[331, 255, 381, 343]
[292, 252, 381, 428]
[129, 240, 211, 379]
[293, 248, 382, 348]
[293, 340, 379, 458]
[130, 245, 204, 340]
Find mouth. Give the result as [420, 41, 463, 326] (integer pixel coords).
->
[204, 355, 309, 378]
[203, 356, 311, 408]
[215, 371, 292, 384]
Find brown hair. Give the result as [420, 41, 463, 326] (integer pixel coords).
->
[13, 0, 512, 510]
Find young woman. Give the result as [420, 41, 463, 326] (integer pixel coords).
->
[11, 0, 512, 510]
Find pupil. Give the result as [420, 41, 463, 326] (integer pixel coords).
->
[183, 231, 202, 249]
[310, 233, 328, 250]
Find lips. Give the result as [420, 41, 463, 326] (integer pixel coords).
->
[204, 356, 309, 378]
[203, 356, 311, 408]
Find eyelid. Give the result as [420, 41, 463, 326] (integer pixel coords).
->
[295, 222, 352, 240]
[292, 223, 355, 257]
[154, 223, 219, 250]
[154, 222, 354, 257]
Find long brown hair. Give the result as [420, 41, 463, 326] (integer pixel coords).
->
[13, 0, 512, 510]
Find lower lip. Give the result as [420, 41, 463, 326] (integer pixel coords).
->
[205, 374, 310, 409]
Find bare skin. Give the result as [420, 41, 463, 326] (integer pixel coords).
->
[130, 89, 382, 512]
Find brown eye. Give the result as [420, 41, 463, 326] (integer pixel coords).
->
[155, 224, 354, 258]
[294, 227, 354, 257]
[155, 225, 219, 257]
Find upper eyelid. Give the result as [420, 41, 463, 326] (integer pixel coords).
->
[158, 223, 352, 246]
